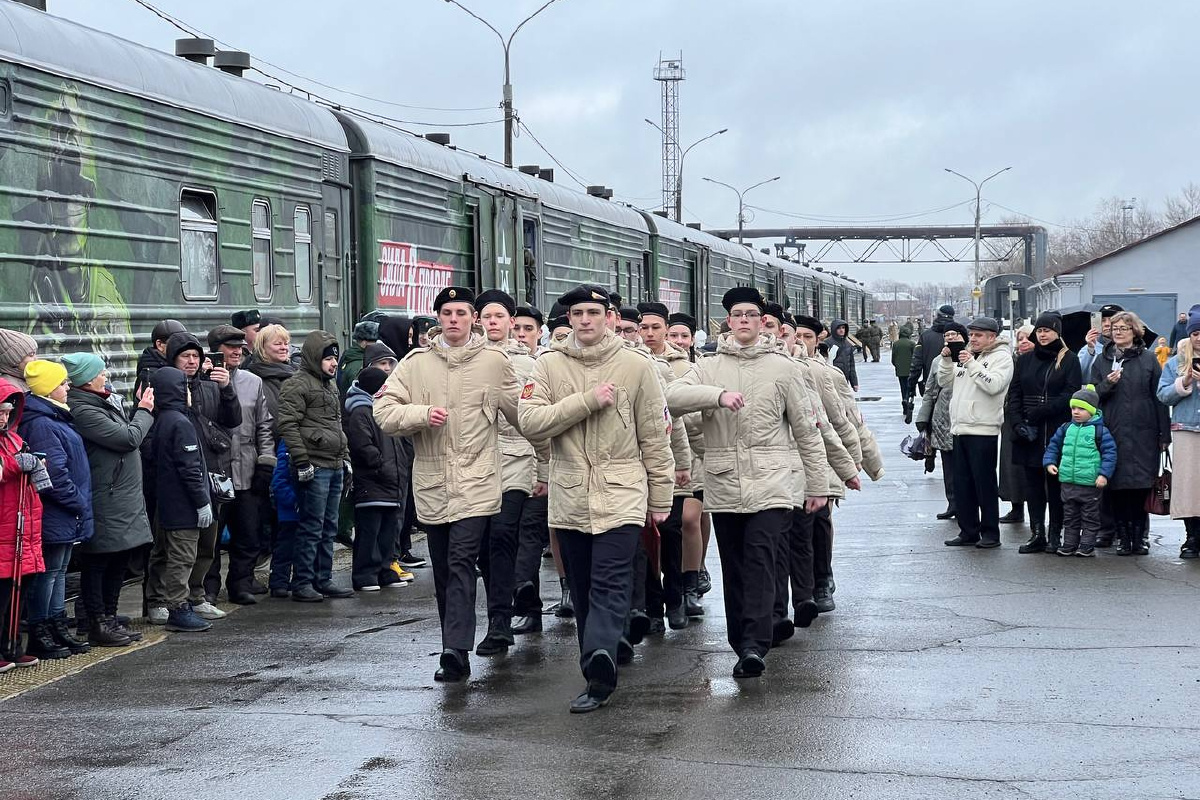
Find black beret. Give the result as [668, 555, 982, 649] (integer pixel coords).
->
[476, 289, 516, 316]
[762, 302, 785, 323]
[781, 312, 797, 329]
[792, 314, 824, 336]
[722, 286, 765, 313]
[558, 284, 611, 310]
[548, 314, 570, 331]
[433, 286, 475, 312]
[231, 309, 261, 329]
[515, 305, 544, 326]
[356, 366, 388, 397]
[668, 312, 697, 333]
[636, 301, 670, 322]
[967, 316, 1000, 333]
[619, 307, 642, 324]
[608, 292, 624, 310]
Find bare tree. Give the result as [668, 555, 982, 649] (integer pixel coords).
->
[1163, 182, 1200, 227]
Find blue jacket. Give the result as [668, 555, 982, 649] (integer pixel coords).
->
[271, 439, 300, 523]
[1043, 413, 1118, 485]
[18, 394, 94, 545]
[1158, 355, 1200, 432]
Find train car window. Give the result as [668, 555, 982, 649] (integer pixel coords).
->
[180, 190, 219, 300]
[294, 206, 312, 303]
[0, 80, 10, 118]
[251, 199, 273, 302]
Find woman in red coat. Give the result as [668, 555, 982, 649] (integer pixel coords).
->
[0, 377, 46, 671]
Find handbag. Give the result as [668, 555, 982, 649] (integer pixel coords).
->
[1145, 453, 1172, 516]
[208, 471, 236, 504]
[900, 432, 929, 461]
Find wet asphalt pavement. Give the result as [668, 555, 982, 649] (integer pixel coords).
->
[4, 358, 1200, 800]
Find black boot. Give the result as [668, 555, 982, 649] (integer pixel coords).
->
[682, 571, 704, 617]
[434, 648, 470, 682]
[554, 577, 574, 618]
[1116, 522, 1134, 556]
[999, 505, 1025, 524]
[88, 616, 132, 647]
[814, 580, 835, 613]
[1131, 521, 1149, 555]
[1096, 528, 1115, 547]
[936, 507, 957, 520]
[475, 613, 514, 656]
[1181, 520, 1200, 559]
[1018, 522, 1047, 554]
[26, 621, 71, 660]
[49, 616, 90, 655]
[1044, 525, 1062, 554]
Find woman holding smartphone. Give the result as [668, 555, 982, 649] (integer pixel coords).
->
[1088, 311, 1171, 555]
[1157, 304, 1200, 558]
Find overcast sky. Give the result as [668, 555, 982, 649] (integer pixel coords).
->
[47, 0, 1200, 285]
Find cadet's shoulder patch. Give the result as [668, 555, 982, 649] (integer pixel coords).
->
[373, 386, 387, 399]
[663, 404, 673, 434]
[521, 381, 536, 400]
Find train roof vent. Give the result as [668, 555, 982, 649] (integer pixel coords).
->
[538, 168, 554, 182]
[213, 50, 251, 77]
[760, 248, 770, 254]
[602, 189, 613, 199]
[518, 165, 541, 176]
[175, 38, 216, 65]
[425, 133, 451, 146]
[686, 222, 702, 230]
[586, 186, 607, 197]
[652, 210, 669, 217]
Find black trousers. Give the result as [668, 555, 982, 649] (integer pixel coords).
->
[713, 509, 788, 658]
[352, 505, 399, 587]
[207, 489, 266, 596]
[479, 490, 526, 618]
[898, 377, 914, 408]
[79, 549, 132, 618]
[774, 506, 813, 623]
[425, 516, 489, 652]
[558, 525, 640, 677]
[1109, 488, 1150, 526]
[632, 530, 665, 617]
[811, 503, 834, 586]
[952, 434, 1000, 543]
[513, 493, 549, 613]
[1022, 465, 1063, 531]
[940, 446, 956, 509]
[657, 496, 686, 612]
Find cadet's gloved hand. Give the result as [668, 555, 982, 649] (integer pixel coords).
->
[296, 463, 315, 483]
[14, 452, 39, 472]
[30, 461, 53, 493]
[196, 503, 214, 529]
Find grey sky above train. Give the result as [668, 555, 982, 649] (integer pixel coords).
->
[49, 0, 1200, 287]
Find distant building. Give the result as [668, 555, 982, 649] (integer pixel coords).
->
[874, 291, 922, 319]
[1030, 214, 1197, 338]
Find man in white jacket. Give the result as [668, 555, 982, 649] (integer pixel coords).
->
[939, 317, 1014, 549]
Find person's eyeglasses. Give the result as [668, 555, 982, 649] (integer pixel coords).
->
[1110, 325, 1134, 333]
[729, 311, 761, 320]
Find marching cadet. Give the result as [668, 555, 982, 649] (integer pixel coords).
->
[518, 284, 675, 714]
[474, 289, 549, 655]
[616, 307, 643, 343]
[665, 287, 830, 679]
[373, 286, 522, 683]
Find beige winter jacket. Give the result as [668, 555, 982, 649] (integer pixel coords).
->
[828, 371, 886, 482]
[518, 330, 675, 535]
[666, 333, 828, 513]
[374, 332, 521, 525]
[793, 354, 858, 498]
[491, 339, 549, 494]
[649, 342, 696, 497]
[937, 338, 1014, 436]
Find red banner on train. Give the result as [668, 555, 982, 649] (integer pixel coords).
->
[376, 241, 454, 314]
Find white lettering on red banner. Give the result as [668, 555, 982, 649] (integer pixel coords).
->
[658, 278, 682, 313]
[377, 241, 455, 314]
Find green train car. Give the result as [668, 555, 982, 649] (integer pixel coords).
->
[0, 3, 869, 390]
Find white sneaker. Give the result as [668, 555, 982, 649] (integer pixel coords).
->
[191, 601, 227, 620]
[357, 585, 381, 592]
[147, 607, 169, 625]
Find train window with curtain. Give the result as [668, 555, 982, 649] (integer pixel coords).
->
[251, 199, 273, 302]
[180, 189, 219, 300]
[294, 205, 312, 303]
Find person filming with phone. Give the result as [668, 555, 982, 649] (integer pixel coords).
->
[1157, 303, 1200, 558]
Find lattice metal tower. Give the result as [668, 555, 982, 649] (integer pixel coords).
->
[654, 54, 685, 219]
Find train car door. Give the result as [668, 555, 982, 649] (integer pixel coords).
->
[493, 194, 518, 297]
[319, 182, 350, 344]
[518, 201, 541, 306]
[692, 246, 710, 326]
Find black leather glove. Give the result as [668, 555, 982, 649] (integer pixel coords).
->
[251, 463, 273, 495]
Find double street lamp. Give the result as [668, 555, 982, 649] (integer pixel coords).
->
[441, 0, 566, 167]
[644, 119, 728, 222]
[943, 166, 1012, 316]
[701, 175, 781, 245]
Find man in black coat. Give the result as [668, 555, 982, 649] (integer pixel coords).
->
[1170, 312, 1189, 350]
[909, 305, 956, 397]
[132, 319, 186, 398]
[142, 367, 214, 633]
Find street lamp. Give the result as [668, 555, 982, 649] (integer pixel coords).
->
[441, 0, 566, 167]
[645, 119, 728, 221]
[944, 166, 1011, 315]
[702, 175, 781, 244]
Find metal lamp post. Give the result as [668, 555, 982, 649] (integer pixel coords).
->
[702, 175, 781, 244]
[944, 166, 1011, 316]
[644, 120, 727, 221]
[442, 0, 566, 167]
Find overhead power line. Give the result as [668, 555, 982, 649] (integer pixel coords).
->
[517, 121, 589, 189]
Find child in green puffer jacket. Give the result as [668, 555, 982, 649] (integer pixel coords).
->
[1043, 385, 1118, 556]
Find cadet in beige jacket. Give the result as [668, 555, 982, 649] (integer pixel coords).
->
[665, 288, 830, 679]
[373, 286, 521, 684]
[518, 285, 675, 714]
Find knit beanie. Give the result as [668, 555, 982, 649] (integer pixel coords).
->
[1033, 311, 1063, 335]
[356, 366, 388, 397]
[62, 352, 105, 387]
[25, 359, 68, 397]
[1070, 384, 1100, 416]
[1187, 303, 1200, 336]
[0, 328, 37, 371]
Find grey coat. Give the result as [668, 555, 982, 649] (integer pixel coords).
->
[916, 377, 953, 451]
[227, 368, 275, 490]
[66, 387, 154, 553]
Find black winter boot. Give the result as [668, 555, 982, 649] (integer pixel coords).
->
[999, 505, 1025, 524]
[1116, 522, 1134, 556]
[683, 571, 704, 617]
[1131, 521, 1149, 556]
[1044, 525, 1062, 554]
[475, 613, 514, 656]
[26, 621, 71, 660]
[554, 577, 574, 618]
[1018, 522, 1047, 554]
[1181, 520, 1200, 559]
[49, 616, 90, 655]
[88, 617, 132, 647]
